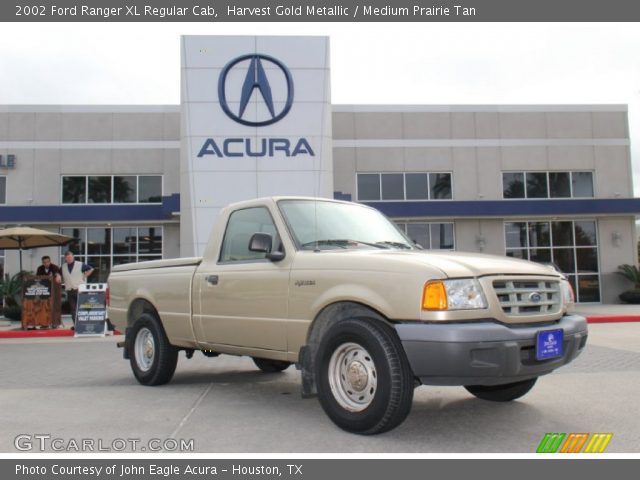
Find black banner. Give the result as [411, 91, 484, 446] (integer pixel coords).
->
[3, 459, 640, 480]
[23, 278, 52, 301]
[3, 0, 640, 22]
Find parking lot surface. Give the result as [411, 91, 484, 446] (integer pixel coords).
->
[0, 323, 639, 453]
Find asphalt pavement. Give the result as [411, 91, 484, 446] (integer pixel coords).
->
[0, 323, 639, 453]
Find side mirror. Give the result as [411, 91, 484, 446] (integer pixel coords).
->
[249, 232, 272, 253]
[248, 233, 285, 262]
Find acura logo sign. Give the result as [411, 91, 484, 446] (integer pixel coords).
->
[218, 54, 294, 127]
[199, 53, 313, 158]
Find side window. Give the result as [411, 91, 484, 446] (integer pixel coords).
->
[219, 207, 279, 262]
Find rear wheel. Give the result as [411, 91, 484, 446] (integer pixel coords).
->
[252, 357, 292, 373]
[315, 318, 414, 435]
[464, 378, 538, 402]
[128, 313, 178, 386]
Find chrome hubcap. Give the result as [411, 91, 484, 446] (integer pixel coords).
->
[328, 342, 377, 412]
[134, 327, 155, 372]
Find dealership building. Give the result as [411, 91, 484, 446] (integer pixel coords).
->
[1, 35, 639, 303]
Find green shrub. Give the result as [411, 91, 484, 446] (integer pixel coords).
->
[0, 272, 27, 308]
[617, 264, 640, 289]
[617, 265, 640, 304]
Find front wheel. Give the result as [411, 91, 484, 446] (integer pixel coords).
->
[464, 378, 538, 402]
[128, 313, 178, 386]
[315, 318, 414, 435]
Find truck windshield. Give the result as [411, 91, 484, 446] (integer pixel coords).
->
[278, 200, 414, 250]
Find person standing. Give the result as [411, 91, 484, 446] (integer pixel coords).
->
[36, 255, 63, 328]
[61, 251, 94, 329]
[36, 255, 62, 284]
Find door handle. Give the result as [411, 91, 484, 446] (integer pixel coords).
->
[206, 275, 219, 286]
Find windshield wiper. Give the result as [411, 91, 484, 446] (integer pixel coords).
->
[301, 239, 389, 250]
[375, 241, 413, 250]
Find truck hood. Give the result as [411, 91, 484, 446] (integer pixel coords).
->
[403, 250, 560, 278]
[294, 249, 561, 279]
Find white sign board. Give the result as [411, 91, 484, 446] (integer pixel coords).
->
[180, 35, 333, 256]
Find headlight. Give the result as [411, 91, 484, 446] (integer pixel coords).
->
[560, 279, 575, 305]
[422, 279, 487, 311]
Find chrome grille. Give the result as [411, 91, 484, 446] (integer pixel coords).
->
[493, 279, 561, 316]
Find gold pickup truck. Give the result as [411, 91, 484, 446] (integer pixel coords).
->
[108, 197, 587, 434]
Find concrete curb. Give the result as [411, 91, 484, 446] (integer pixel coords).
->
[0, 329, 123, 338]
[586, 315, 640, 324]
[0, 328, 75, 338]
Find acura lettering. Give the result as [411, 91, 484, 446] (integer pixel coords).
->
[197, 138, 315, 158]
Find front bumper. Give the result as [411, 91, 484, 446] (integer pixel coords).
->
[395, 314, 587, 386]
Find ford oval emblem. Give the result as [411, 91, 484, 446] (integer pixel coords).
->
[529, 292, 542, 303]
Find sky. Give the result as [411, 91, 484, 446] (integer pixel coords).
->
[0, 22, 638, 199]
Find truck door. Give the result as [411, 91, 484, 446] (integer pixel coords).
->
[193, 206, 290, 351]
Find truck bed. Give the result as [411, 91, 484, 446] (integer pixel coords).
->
[108, 257, 203, 347]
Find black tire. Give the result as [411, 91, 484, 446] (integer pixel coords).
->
[253, 357, 292, 373]
[315, 318, 414, 435]
[465, 378, 538, 402]
[128, 313, 178, 386]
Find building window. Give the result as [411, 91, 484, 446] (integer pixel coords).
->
[504, 220, 600, 303]
[357, 173, 453, 201]
[113, 176, 137, 203]
[88, 176, 111, 203]
[138, 176, 163, 203]
[503, 171, 594, 199]
[572, 172, 595, 198]
[405, 173, 429, 200]
[356, 174, 380, 201]
[61, 175, 163, 204]
[549, 172, 571, 198]
[0, 176, 6, 204]
[60, 226, 163, 282]
[526, 172, 548, 198]
[62, 176, 86, 203]
[396, 222, 455, 250]
[381, 174, 404, 200]
[430, 173, 453, 199]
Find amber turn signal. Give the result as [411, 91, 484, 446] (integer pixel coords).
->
[422, 281, 448, 310]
